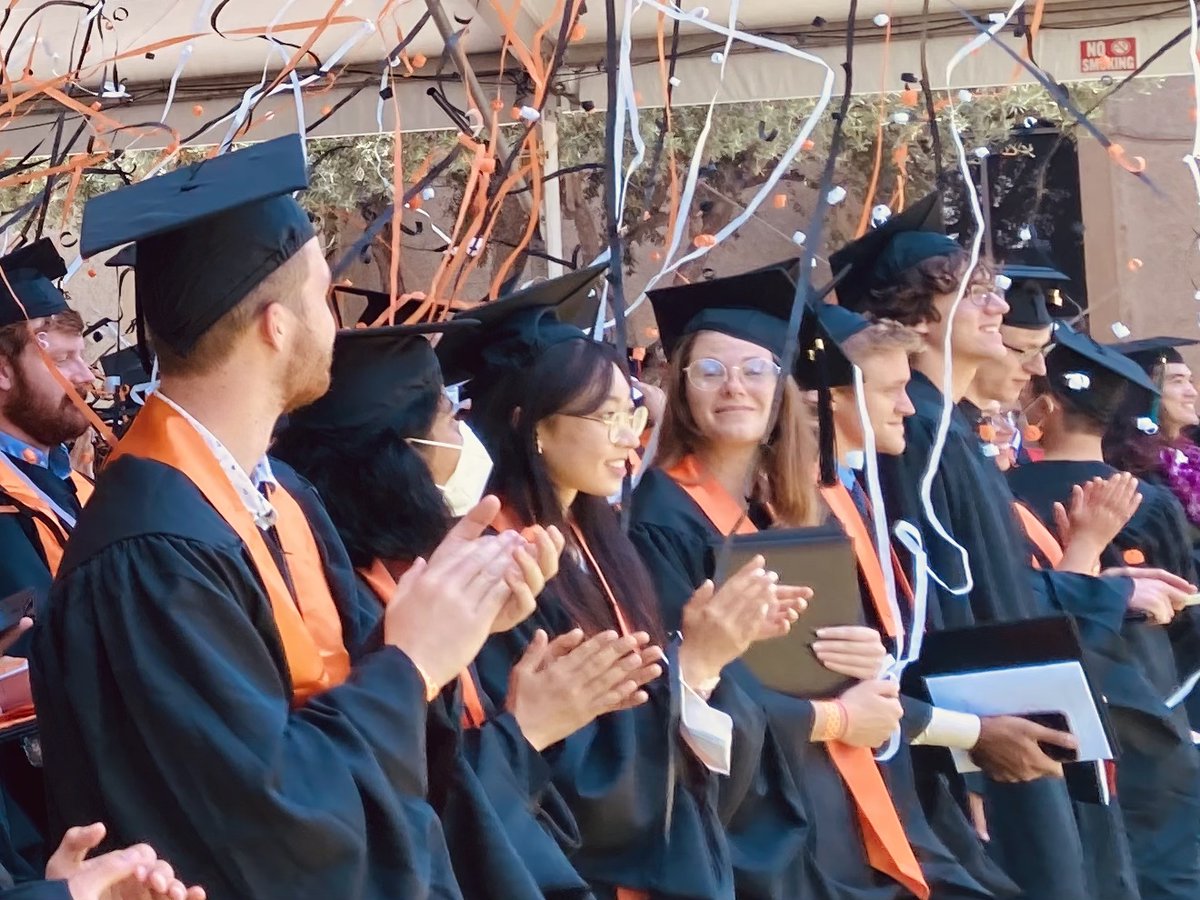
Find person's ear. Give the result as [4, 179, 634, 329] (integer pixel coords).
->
[260, 301, 291, 352]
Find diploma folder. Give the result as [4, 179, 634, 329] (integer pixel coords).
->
[713, 522, 866, 700]
[906, 615, 1117, 803]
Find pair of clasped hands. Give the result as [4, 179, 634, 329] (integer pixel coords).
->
[381, 496, 898, 751]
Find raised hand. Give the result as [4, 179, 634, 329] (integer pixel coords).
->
[507, 628, 664, 750]
[678, 556, 777, 687]
[46, 823, 206, 900]
[384, 496, 530, 690]
[753, 585, 810, 641]
[1054, 474, 1141, 564]
[490, 524, 566, 635]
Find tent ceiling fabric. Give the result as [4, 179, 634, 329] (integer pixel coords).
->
[15, 0, 1167, 86]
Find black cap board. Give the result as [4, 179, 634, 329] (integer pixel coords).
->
[0, 239, 71, 327]
[793, 302, 873, 391]
[645, 260, 841, 361]
[333, 286, 431, 328]
[1050, 321, 1160, 397]
[1112, 336, 1200, 373]
[829, 192, 958, 313]
[1000, 262, 1068, 330]
[435, 263, 607, 386]
[79, 134, 315, 360]
[104, 245, 137, 269]
[287, 322, 478, 434]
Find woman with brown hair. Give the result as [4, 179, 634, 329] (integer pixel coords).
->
[627, 263, 970, 900]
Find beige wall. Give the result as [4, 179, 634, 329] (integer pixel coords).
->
[1080, 75, 1200, 368]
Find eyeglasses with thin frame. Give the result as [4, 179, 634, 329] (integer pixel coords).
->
[564, 405, 650, 443]
[1001, 341, 1052, 364]
[685, 356, 782, 392]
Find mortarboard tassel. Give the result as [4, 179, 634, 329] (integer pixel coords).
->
[814, 337, 838, 487]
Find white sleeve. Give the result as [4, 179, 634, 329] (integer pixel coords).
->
[910, 707, 982, 750]
[678, 676, 733, 775]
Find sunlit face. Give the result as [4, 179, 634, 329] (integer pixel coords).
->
[0, 325, 92, 447]
[684, 331, 780, 449]
[972, 324, 1053, 407]
[537, 363, 640, 499]
[1159, 361, 1200, 434]
[833, 347, 916, 457]
[282, 240, 336, 413]
[925, 276, 1008, 363]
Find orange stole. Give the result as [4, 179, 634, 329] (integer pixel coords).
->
[1012, 502, 1064, 569]
[0, 458, 92, 576]
[664, 457, 930, 900]
[357, 559, 485, 728]
[109, 394, 350, 704]
[819, 481, 899, 638]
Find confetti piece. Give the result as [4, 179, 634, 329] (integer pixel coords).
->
[518, 106, 541, 122]
[773, 193, 788, 209]
[958, 89, 973, 103]
[900, 88, 919, 107]
[1127, 258, 1144, 271]
[792, 231, 807, 246]
[192, 104, 204, 116]
[873, 13, 890, 26]
[693, 234, 717, 248]
[411, 53, 427, 68]
[669, 76, 681, 87]
[988, 12, 1006, 24]
[981, 443, 1000, 458]
[891, 111, 910, 124]
[1022, 116, 1038, 128]
[1063, 372, 1091, 391]
[973, 147, 990, 158]
[1018, 226, 1032, 242]
[845, 450, 865, 470]
[1137, 416, 1160, 435]
[995, 274, 1012, 291]
[421, 187, 436, 201]
[802, 139, 815, 151]
[826, 186, 847, 205]
[569, 22, 587, 42]
[710, 52, 725, 64]
[1112, 322, 1132, 338]
[1107, 144, 1146, 173]
[870, 204, 892, 226]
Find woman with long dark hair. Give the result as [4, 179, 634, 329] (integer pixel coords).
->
[274, 321, 660, 900]
[442, 269, 807, 900]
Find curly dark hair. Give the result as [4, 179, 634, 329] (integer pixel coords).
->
[862, 249, 992, 327]
[1103, 385, 1169, 479]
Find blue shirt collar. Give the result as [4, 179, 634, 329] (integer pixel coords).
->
[0, 430, 72, 480]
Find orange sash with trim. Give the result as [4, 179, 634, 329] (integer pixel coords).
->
[358, 559, 486, 728]
[1012, 503, 1064, 570]
[109, 394, 350, 705]
[0, 456, 91, 576]
[664, 456, 929, 900]
[819, 482, 899, 638]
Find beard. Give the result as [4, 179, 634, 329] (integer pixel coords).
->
[4, 361, 90, 447]
[281, 322, 334, 414]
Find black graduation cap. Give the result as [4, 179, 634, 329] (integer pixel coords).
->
[0, 238, 70, 327]
[333, 286, 427, 328]
[1000, 263, 1068, 329]
[435, 263, 607, 386]
[645, 260, 840, 361]
[1050, 322, 1160, 396]
[287, 322, 478, 434]
[104, 245, 137, 268]
[794, 302, 872, 391]
[78, 135, 316, 360]
[1112, 336, 1200, 373]
[99, 345, 150, 386]
[829, 192, 958, 313]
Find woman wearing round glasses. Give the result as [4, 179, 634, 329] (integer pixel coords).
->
[439, 269, 811, 900]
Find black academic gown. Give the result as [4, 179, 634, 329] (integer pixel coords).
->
[473, 556, 763, 900]
[30, 456, 463, 900]
[876, 375, 1129, 900]
[629, 468, 1016, 900]
[350, 575, 593, 900]
[1008, 459, 1200, 900]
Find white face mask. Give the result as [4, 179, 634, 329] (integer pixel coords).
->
[409, 423, 494, 517]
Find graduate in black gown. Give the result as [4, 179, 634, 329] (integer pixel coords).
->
[30, 135, 558, 899]
[1104, 337, 1200, 728]
[1005, 322, 1200, 900]
[630, 266, 948, 900]
[831, 193, 1143, 900]
[436, 268, 805, 900]
[275, 317, 666, 899]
